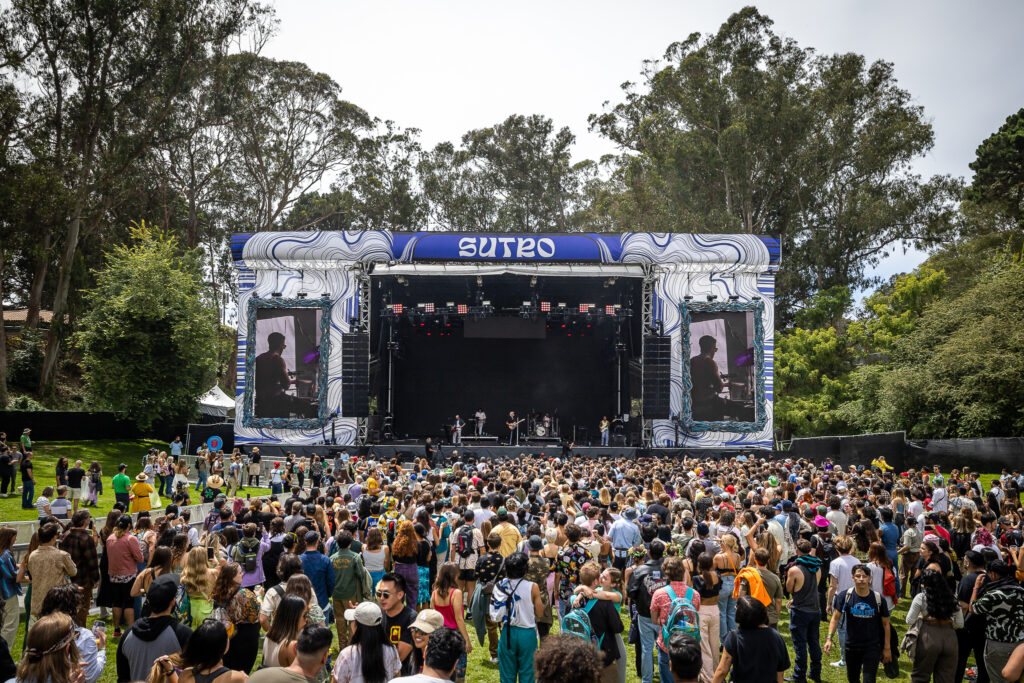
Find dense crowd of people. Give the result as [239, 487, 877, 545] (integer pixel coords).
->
[1, 434, 1024, 683]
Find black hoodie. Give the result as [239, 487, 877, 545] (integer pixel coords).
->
[115, 614, 192, 682]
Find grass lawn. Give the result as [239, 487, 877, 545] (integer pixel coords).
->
[0, 439, 271, 522]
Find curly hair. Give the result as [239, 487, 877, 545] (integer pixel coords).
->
[391, 520, 418, 558]
[920, 569, 957, 621]
[535, 634, 601, 683]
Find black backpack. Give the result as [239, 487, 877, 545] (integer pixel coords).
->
[238, 544, 259, 573]
[456, 524, 476, 558]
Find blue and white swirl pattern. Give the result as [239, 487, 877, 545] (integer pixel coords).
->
[234, 230, 777, 447]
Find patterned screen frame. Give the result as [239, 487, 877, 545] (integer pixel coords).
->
[243, 296, 333, 430]
[679, 300, 767, 433]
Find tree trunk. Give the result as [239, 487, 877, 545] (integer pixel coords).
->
[39, 199, 84, 394]
[25, 227, 52, 329]
[0, 237, 7, 408]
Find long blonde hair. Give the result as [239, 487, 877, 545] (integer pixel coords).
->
[18, 612, 79, 683]
[181, 546, 212, 598]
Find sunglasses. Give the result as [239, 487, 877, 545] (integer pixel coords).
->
[376, 590, 392, 598]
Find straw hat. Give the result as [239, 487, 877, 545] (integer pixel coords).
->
[208, 475, 225, 488]
[135, 473, 148, 482]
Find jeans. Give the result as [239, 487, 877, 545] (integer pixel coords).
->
[955, 626, 988, 683]
[498, 625, 537, 683]
[790, 608, 822, 681]
[601, 430, 609, 446]
[271, 482, 282, 494]
[718, 574, 737, 640]
[21, 480, 34, 508]
[195, 470, 207, 491]
[637, 615, 659, 683]
[837, 611, 848, 660]
[845, 644, 880, 683]
[657, 646, 674, 683]
[0, 468, 11, 495]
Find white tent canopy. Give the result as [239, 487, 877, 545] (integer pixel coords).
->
[198, 384, 235, 417]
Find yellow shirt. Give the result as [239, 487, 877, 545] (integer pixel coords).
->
[130, 482, 154, 512]
[494, 522, 523, 558]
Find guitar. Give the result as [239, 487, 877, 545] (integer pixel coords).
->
[450, 421, 466, 433]
[505, 418, 525, 430]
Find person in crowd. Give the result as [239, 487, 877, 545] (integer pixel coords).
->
[181, 545, 217, 625]
[38, 584, 106, 683]
[58, 510, 101, 626]
[377, 572, 418, 675]
[299, 530, 335, 620]
[475, 531, 506, 663]
[650, 555, 697, 683]
[211, 561, 262, 674]
[232, 522, 271, 589]
[389, 625, 466, 683]
[907, 568, 963, 683]
[825, 564, 892, 683]
[712, 596, 790, 683]
[131, 471, 155, 513]
[0, 527, 21, 649]
[19, 449, 35, 510]
[955, 550, 990, 683]
[489, 551, 543, 683]
[534, 634, 604, 683]
[627, 539, 667, 683]
[331, 530, 367, 649]
[666, 632, 702, 683]
[786, 539, 823, 683]
[66, 460, 86, 513]
[16, 612, 80, 683]
[249, 625, 333, 683]
[825, 534, 858, 667]
[333, 601, 402, 683]
[20, 522, 78, 625]
[263, 594, 308, 668]
[569, 560, 624, 683]
[969, 560, 1024, 683]
[116, 574, 193, 681]
[153, 619, 248, 683]
[431, 562, 473, 673]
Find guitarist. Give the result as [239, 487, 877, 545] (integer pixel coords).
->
[505, 410, 523, 446]
[451, 414, 465, 445]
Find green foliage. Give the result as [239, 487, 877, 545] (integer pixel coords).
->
[966, 108, 1024, 228]
[846, 266, 947, 357]
[793, 286, 853, 330]
[6, 394, 48, 411]
[419, 114, 587, 232]
[588, 7, 960, 323]
[774, 326, 854, 438]
[7, 329, 46, 391]
[75, 224, 218, 429]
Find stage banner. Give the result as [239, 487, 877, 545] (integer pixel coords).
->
[397, 233, 611, 261]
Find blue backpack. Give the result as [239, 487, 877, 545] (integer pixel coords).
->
[563, 599, 604, 647]
[661, 585, 700, 643]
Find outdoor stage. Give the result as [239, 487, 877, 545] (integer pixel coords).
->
[230, 231, 780, 451]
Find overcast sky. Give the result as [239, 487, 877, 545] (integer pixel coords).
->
[264, 0, 1024, 286]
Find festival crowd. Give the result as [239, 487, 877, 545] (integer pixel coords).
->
[1, 435, 1024, 683]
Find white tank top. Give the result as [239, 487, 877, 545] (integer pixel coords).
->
[363, 546, 387, 572]
[492, 578, 536, 629]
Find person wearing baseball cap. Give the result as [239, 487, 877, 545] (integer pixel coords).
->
[333, 602, 403, 682]
[115, 575, 191, 681]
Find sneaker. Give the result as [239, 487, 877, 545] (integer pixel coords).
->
[784, 676, 806, 683]
[113, 629, 122, 638]
[830, 659, 846, 668]
[490, 656, 498, 664]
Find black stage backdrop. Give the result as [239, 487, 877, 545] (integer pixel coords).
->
[392, 332, 616, 439]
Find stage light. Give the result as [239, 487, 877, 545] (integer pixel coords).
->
[321, 292, 330, 298]
[707, 295, 718, 301]
[271, 292, 282, 298]
[393, 303, 404, 314]
[579, 303, 593, 313]
[605, 305, 616, 315]
[456, 304, 468, 314]
[522, 301, 532, 307]
[540, 301, 551, 312]
[297, 292, 307, 299]
[482, 300, 491, 306]
[424, 303, 435, 313]
[558, 302, 566, 310]
[729, 295, 739, 301]
[684, 296, 693, 301]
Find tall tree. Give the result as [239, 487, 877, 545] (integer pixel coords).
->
[589, 7, 959, 322]
[75, 223, 218, 429]
[223, 54, 370, 233]
[0, 0, 273, 394]
[419, 114, 587, 232]
[343, 120, 426, 231]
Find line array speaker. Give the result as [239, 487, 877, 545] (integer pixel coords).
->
[642, 335, 672, 419]
[341, 332, 370, 417]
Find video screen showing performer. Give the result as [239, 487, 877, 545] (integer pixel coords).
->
[252, 307, 322, 419]
[688, 310, 756, 422]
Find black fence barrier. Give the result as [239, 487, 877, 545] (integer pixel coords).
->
[905, 438, 1024, 473]
[185, 423, 235, 454]
[789, 432, 907, 471]
[0, 410, 186, 443]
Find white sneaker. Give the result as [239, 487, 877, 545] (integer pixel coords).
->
[490, 657, 498, 664]
[830, 659, 846, 668]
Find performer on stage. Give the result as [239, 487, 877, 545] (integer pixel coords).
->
[690, 335, 745, 420]
[599, 416, 611, 446]
[474, 408, 486, 436]
[424, 437, 439, 465]
[505, 410, 523, 446]
[451, 414, 465, 445]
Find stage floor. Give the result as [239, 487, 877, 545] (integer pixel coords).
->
[233, 443, 755, 462]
